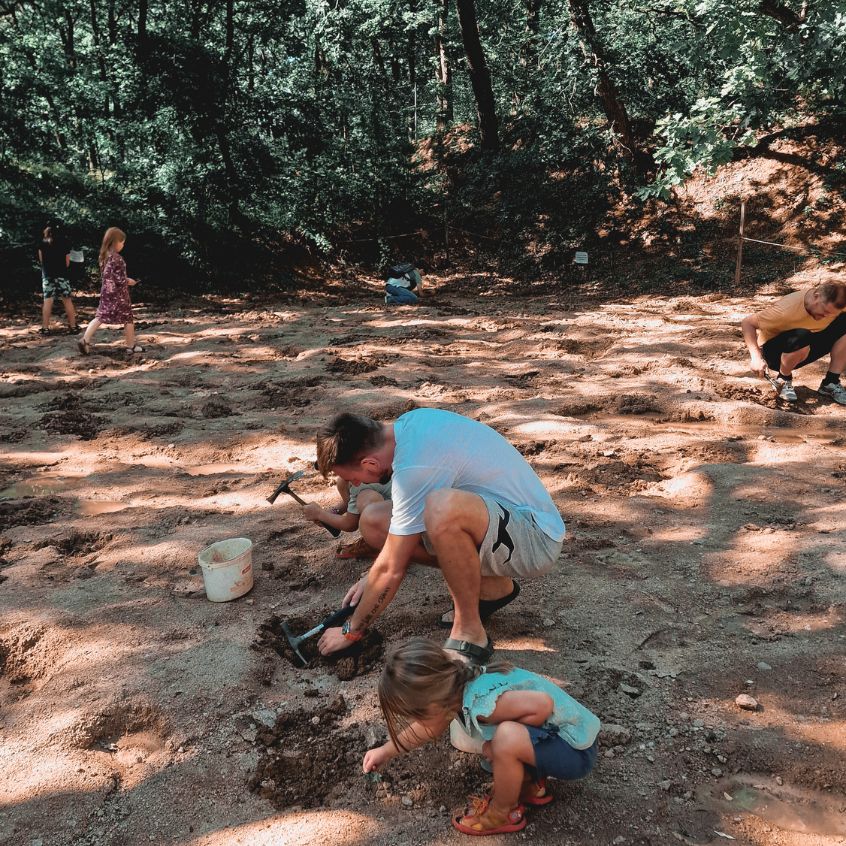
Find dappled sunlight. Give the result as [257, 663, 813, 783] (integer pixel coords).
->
[495, 636, 558, 654]
[186, 810, 378, 846]
[3, 286, 845, 846]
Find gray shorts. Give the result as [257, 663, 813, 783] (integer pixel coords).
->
[423, 495, 562, 578]
[347, 480, 392, 515]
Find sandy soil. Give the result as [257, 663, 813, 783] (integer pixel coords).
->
[1, 272, 844, 846]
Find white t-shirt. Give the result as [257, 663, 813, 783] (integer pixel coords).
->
[388, 409, 565, 542]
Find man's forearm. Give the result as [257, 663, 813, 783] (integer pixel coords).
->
[741, 318, 762, 356]
[350, 559, 404, 632]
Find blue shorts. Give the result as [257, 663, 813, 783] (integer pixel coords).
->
[525, 726, 597, 781]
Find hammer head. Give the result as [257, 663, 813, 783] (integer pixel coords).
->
[280, 620, 309, 667]
[267, 469, 306, 504]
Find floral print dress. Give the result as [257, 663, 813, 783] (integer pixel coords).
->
[96, 252, 133, 325]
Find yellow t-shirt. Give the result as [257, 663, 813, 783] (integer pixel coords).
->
[756, 290, 842, 345]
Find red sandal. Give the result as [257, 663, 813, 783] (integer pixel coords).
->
[335, 537, 378, 560]
[520, 777, 553, 806]
[452, 795, 527, 836]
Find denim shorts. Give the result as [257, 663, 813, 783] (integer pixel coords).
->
[525, 726, 598, 781]
[42, 275, 73, 299]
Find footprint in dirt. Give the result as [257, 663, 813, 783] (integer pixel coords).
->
[255, 614, 384, 681]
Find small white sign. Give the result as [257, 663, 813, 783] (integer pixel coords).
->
[574, 251, 589, 265]
[69, 250, 84, 262]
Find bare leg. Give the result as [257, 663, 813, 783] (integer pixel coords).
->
[487, 722, 536, 817]
[358, 500, 435, 564]
[828, 334, 846, 373]
[124, 322, 136, 349]
[423, 489, 512, 647]
[42, 297, 54, 330]
[61, 297, 77, 329]
[82, 317, 101, 345]
[778, 346, 810, 377]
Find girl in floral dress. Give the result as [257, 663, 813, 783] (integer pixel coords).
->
[78, 227, 142, 355]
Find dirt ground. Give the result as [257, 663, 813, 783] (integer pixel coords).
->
[1, 266, 845, 846]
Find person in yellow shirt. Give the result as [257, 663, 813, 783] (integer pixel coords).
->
[740, 282, 846, 404]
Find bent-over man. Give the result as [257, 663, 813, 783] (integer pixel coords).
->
[740, 281, 846, 404]
[314, 408, 566, 663]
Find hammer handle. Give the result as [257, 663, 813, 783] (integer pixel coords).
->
[276, 487, 342, 538]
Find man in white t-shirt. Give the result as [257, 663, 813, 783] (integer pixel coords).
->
[314, 408, 566, 663]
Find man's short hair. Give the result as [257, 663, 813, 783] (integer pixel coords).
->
[819, 282, 846, 309]
[316, 413, 384, 477]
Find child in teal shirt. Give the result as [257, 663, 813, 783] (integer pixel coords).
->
[363, 638, 600, 835]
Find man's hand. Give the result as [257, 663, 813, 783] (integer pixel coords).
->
[127, 277, 138, 286]
[317, 625, 349, 656]
[749, 352, 767, 376]
[343, 575, 367, 607]
[363, 744, 396, 773]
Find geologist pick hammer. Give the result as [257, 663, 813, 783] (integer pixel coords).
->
[267, 469, 341, 537]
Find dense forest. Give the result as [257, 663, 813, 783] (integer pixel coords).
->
[1, 0, 844, 290]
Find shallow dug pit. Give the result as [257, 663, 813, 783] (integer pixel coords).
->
[68, 697, 167, 752]
[249, 695, 365, 808]
[0, 496, 68, 531]
[255, 614, 384, 680]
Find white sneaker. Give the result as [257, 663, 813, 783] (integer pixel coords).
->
[818, 381, 846, 405]
[775, 377, 797, 402]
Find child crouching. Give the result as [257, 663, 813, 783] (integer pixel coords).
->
[363, 638, 600, 836]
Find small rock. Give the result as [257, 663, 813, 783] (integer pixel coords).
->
[775, 775, 784, 786]
[735, 693, 758, 711]
[245, 599, 254, 606]
[599, 724, 632, 746]
[311, 716, 320, 725]
[646, 754, 655, 763]
[604, 748, 615, 758]
[613, 837, 626, 844]
[711, 767, 723, 777]
[543, 618, 555, 627]
[620, 683, 641, 698]
[692, 719, 705, 728]
[401, 796, 413, 807]
[659, 780, 672, 791]
[756, 661, 772, 671]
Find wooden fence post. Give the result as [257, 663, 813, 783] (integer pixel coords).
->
[734, 198, 746, 286]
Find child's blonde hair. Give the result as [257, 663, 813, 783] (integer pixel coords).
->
[99, 227, 126, 269]
[378, 637, 512, 752]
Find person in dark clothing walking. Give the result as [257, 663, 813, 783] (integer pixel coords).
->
[37, 226, 79, 334]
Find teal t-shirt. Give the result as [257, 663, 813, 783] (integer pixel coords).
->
[460, 667, 600, 750]
[389, 409, 566, 542]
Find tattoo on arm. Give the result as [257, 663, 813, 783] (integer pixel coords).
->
[362, 587, 390, 629]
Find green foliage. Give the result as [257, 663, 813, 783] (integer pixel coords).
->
[0, 0, 841, 290]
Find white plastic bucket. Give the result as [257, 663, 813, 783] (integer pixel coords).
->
[197, 538, 254, 602]
[449, 719, 484, 754]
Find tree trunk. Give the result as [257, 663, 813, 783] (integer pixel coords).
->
[434, 0, 453, 132]
[224, 0, 234, 64]
[455, 0, 499, 152]
[567, 0, 645, 167]
[138, 0, 147, 57]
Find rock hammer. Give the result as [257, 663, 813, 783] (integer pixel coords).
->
[267, 469, 341, 537]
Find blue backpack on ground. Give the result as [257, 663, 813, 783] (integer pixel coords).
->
[385, 262, 422, 305]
